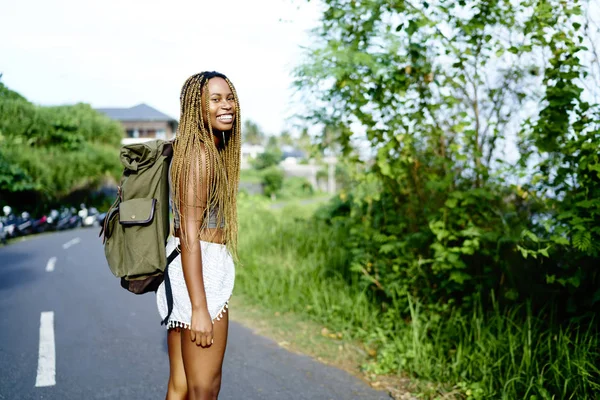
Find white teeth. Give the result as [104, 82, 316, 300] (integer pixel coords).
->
[217, 115, 233, 122]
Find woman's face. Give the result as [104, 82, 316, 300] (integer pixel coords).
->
[204, 77, 236, 132]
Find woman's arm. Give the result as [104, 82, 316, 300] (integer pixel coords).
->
[178, 144, 213, 345]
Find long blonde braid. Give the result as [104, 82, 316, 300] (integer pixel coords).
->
[170, 72, 241, 260]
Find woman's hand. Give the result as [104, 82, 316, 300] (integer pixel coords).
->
[190, 307, 213, 347]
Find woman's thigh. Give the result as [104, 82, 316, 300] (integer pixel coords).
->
[180, 313, 230, 389]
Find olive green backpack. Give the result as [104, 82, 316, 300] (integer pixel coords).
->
[100, 140, 178, 320]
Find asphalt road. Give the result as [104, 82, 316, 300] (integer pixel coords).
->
[0, 228, 391, 400]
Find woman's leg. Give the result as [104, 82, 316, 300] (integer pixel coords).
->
[166, 328, 188, 400]
[181, 313, 230, 400]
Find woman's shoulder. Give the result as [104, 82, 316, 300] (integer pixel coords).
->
[173, 139, 208, 158]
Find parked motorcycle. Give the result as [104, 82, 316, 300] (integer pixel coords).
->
[31, 214, 50, 233]
[2, 206, 17, 239]
[68, 207, 83, 228]
[1, 216, 17, 239]
[15, 212, 34, 236]
[55, 208, 78, 230]
[0, 220, 8, 244]
[46, 209, 60, 231]
[82, 207, 100, 227]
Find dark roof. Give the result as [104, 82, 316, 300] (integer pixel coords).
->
[283, 149, 306, 159]
[96, 103, 176, 122]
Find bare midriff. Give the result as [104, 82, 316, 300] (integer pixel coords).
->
[174, 228, 226, 245]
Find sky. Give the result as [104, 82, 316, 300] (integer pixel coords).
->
[1, 0, 323, 137]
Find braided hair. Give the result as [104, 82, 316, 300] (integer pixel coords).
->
[170, 71, 241, 259]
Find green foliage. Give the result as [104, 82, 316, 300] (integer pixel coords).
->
[515, 0, 600, 310]
[242, 119, 265, 145]
[0, 81, 123, 210]
[295, 0, 531, 311]
[252, 148, 282, 170]
[290, 0, 600, 396]
[239, 168, 263, 184]
[296, 128, 319, 160]
[279, 130, 294, 147]
[279, 176, 314, 200]
[252, 135, 282, 171]
[334, 163, 352, 190]
[260, 166, 284, 198]
[294, 0, 599, 312]
[316, 168, 328, 182]
[237, 199, 600, 399]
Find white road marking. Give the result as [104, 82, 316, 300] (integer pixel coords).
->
[62, 237, 81, 249]
[46, 257, 57, 272]
[35, 311, 56, 387]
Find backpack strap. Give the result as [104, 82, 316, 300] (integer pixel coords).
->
[99, 196, 121, 243]
[98, 172, 125, 242]
[161, 247, 180, 326]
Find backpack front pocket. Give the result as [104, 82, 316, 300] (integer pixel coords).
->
[119, 198, 165, 278]
[119, 198, 156, 226]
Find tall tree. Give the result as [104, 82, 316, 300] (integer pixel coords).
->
[296, 128, 318, 158]
[242, 119, 265, 145]
[0, 81, 123, 210]
[292, 1, 600, 396]
[294, 0, 599, 313]
[279, 130, 294, 147]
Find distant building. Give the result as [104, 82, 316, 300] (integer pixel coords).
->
[241, 144, 265, 169]
[281, 153, 338, 194]
[281, 145, 307, 163]
[96, 103, 178, 145]
[281, 160, 320, 189]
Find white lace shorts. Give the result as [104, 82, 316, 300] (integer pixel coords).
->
[156, 236, 235, 330]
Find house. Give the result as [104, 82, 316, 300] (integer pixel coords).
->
[281, 155, 338, 193]
[240, 143, 265, 169]
[96, 103, 178, 145]
[281, 145, 307, 164]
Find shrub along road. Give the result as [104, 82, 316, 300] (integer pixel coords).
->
[0, 228, 390, 399]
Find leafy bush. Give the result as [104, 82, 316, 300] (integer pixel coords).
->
[252, 148, 282, 170]
[294, 0, 600, 318]
[284, 0, 600, 395]
[0, 81, 123, 211]
[237, 199, 600, 399]
[260, 166, 284, 198]
[279, 176, 314, 200]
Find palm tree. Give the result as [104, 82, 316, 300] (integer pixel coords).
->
[243, 120, 265, 145]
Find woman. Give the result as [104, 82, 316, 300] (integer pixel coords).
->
[156, 71, 241, 400]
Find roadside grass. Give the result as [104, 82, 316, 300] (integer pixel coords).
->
[235, 197, 600, 400]
[229, 293, 419, 399]
[240, 168, 263, 184]
[229, 294, 368, 375]
[240, 167, 326, 201]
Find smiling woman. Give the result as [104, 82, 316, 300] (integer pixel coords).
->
[155, 71, 242, 400]
[207, 79, 236, 132]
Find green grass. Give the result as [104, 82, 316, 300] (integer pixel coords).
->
[239, 168, 263, 184]
[236, 197, 600, 399]
[240, 169, 322, 201]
